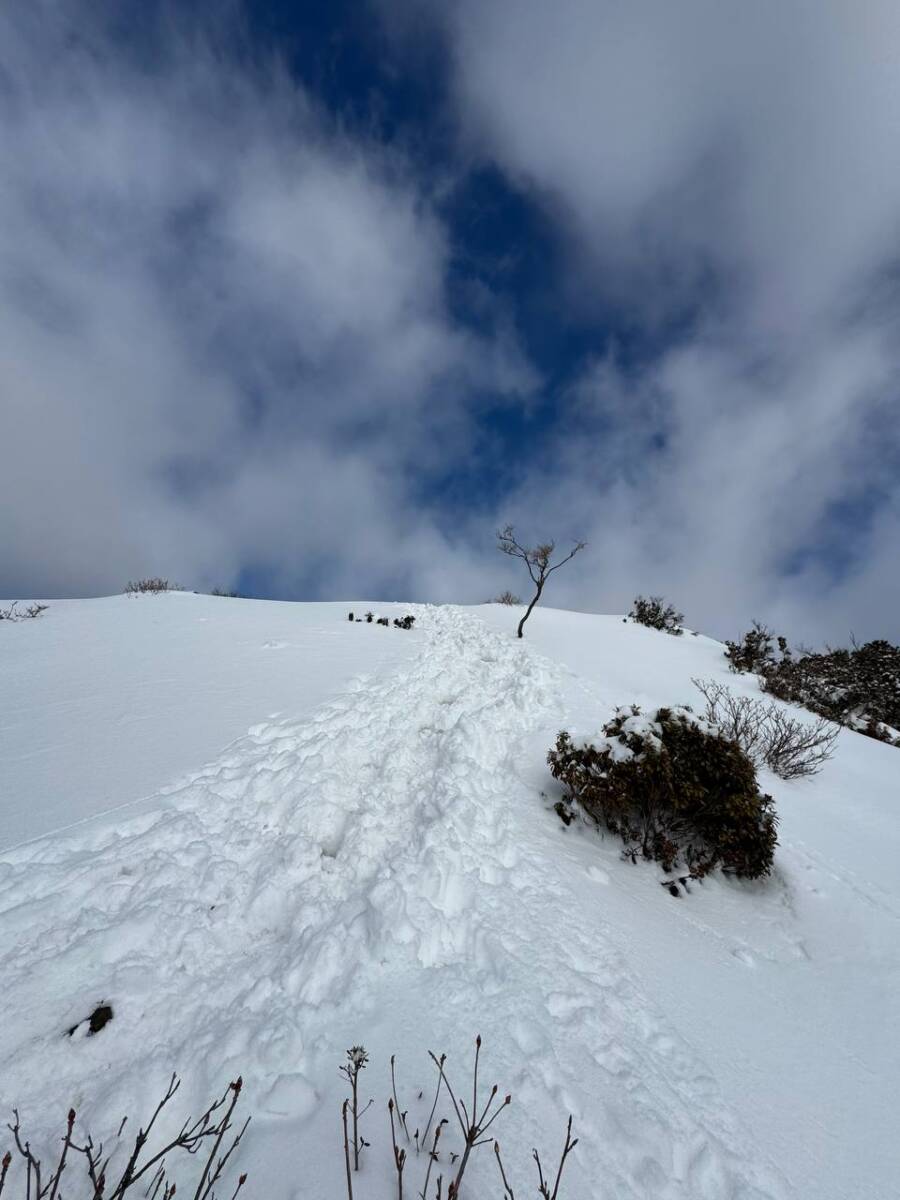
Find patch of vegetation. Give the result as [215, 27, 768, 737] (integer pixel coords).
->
[2, 1073, 248, 1199]
[2, 1037, 579, 1200]
[692, 678, 838, 779]
[726, 623, 900, 746]
[339, 1037, 576, 1200]
[0, 602, 48, 622]
[724, 620, 789, 674]
[627, 595, 684, 636]
[348, 612, 416, 630]
[548, 705, 777, 880]
[125, 578, 182, 595]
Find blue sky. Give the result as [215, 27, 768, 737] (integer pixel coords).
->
[1, 0, 899, 643]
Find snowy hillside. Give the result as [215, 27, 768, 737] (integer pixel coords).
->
[0, 595, 897, 1199]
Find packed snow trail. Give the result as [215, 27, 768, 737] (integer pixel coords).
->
[0, 606, 786, 1198]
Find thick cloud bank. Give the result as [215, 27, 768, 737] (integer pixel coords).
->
[2, 0, 899, 642]
[0, 2, 532, 601]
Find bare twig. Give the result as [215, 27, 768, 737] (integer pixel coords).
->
[693, 677, 838, 778]
[6, 1075, 249, 1200]
[388, 1101, 406, 1199]
[420, 1060, 443, 1148]
[493, 1141, 515, 1199]
[533, 1116, 578, 1200]
[390, 1056, 410, 1144]
[419, 1120, 446, 1200]
[0, 602, 48, 622]
[429, 1037, 511, 1198]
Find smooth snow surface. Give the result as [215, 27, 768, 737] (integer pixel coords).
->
[1, 598, 897, 1199]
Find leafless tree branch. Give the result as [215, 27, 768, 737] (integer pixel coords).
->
[496, 526, 586, 638]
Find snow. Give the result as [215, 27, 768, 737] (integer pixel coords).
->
[0, 596, 897, 1199]
[0, 594, 419, 848]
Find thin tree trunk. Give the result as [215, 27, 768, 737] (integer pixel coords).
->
[517, 581, 544, 638]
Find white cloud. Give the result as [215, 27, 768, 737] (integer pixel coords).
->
[0, 1, 534, 599]
[4, 0, 899, 645]
[435, 0, 900, 334]
[394, 0, 900, 641]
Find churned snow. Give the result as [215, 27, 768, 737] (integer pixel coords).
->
[0, 595, 897, 1199]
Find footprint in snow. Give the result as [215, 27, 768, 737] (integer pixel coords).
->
[261, 1073, 318, 1121]
[731, 947, 756, 968]
[587, 865, 611, 885]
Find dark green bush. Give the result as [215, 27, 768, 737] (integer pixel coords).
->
[628, 595, 684, 635]
[548, 705, 777, 879]
[125, 578, 183, 594]
[761, 639, 900, 744]
[726, 623, 900, 746]
[724, 620, 790, 674]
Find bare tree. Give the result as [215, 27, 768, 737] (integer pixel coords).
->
[497, 527, 586, 639]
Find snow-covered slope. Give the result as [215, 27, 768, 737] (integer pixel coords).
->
[0, 598, 896, 1199]
[0, 594, 420, 848]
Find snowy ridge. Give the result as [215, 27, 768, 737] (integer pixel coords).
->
[0, 605, 790, 1198]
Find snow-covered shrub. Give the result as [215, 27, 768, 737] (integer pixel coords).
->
[724, 625, 899, 747]
[493, 590, 521, 605]
[761, 639, 900, 747]
[548, 706, 777, 879]
[0, 601, 47, 621]
[628, 595, 684, 636]
[692, 678, 838, 779]
[125, 577, 179, 595]
[351, 612, 415, 629]
[724, 620, 790, 674]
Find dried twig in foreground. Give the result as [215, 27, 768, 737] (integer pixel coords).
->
[494, 1116, 578, 1200]
[429, 1037, 510, 1198]
[2, 1075, 248, 1200]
